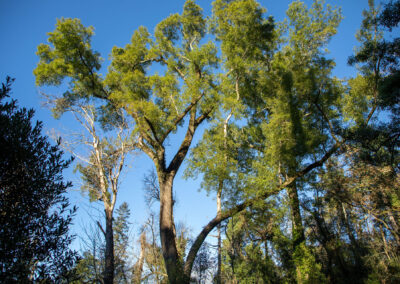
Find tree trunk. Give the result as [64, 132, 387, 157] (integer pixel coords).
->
[287, 183, 305, 283]
[216, 184, 222, 284]
[288, 183, 305, 248]
[104, 208, 114, 284]
[159, 173, 182, 283]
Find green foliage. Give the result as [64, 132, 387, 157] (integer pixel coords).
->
[220, 200, 287, 283]
[292, 243, 326, 284]
[185, 122, 251, 196]
[73, 203, 133, 283]
[342, 75, 373, 125]
[103, 0, 219, 143]
[33, 0, 400, 282]
[114, 202, 132, 282]
[72, 251, 103, 283]
[34, 18, 104, 103]
[286, 0, 342, 55]
[0, 77, 77, 282]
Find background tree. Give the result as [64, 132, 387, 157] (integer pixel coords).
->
[37, 21, 134, 280]
[0, 77, 77, 282]
[191, 242, 214, 283]
[139, 213, 167, 283]
[113, 202, 132, 283]
[73, 202, 133, 283]
[188, 0, 342, 282]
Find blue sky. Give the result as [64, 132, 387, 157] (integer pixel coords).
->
[0, 0, 369, 251]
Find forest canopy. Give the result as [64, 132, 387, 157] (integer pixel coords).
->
[1, 0, 398, 283]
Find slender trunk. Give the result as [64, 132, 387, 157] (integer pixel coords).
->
[104, 209, 114, 284]
[159, 173, 181, 283]
[215, 110, 231, 284]
[216, 183, 222, 284]
[388, 211, 399, 232]
[287, 182, 305, 283]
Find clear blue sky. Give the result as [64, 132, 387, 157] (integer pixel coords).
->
[0, 0, 369, 251]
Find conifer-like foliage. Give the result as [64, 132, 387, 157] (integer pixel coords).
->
[0, 77, 77, 282]
[33, 0, 400, 282]
[73, 202, 133, 283]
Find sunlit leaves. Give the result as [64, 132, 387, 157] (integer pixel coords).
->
[34, 18, 104, 103]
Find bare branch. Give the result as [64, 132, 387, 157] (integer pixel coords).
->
[97, 221, 106, 236]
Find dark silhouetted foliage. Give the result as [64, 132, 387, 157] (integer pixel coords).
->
[0, 77, 77, 282]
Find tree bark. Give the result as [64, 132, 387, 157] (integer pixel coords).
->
[104, 208, 114, 284]
[158, 172, 182, 283]
[287, 182, 306, 283]
[288, 183, 305, 248]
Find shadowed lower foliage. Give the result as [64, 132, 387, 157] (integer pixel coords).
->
[0, 77, 78, 282]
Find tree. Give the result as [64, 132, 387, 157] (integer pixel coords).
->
[113, 202, 132, 283]
[38, 34, 133, 282]
[34, 2, 222, 280]
[71, 102, 131, 284]
[73, 202, 133, 283]
[192, 242, 214, 283]
[0, 77, 77, 282]
[34, 1, 397, 282]
[189, 0, 342, 281]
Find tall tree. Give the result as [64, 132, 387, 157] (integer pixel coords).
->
[113, 202, 132, 283]
[190, 0, 342, 281]
[264, 1, 341, 281]
[37, 20, 133, 281]
[34, 1, 381, 282]
[74, 202, 133, 283]
[0, 77, 77, 282]
[72, 103, 131, 284]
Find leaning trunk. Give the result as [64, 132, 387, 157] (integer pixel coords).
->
[159, 173, 181, 283]
[104, 209, 114, 284]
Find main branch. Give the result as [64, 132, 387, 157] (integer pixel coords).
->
[183, 140, 344, 279]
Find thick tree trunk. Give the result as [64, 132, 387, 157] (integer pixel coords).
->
[104, 209, 114, 284]
[158, 173, 182, 283]
[287, 183, 306, 283]
[288, 183, 305, 248]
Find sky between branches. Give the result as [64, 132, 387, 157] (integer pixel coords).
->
[0, 0, 369, 250]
